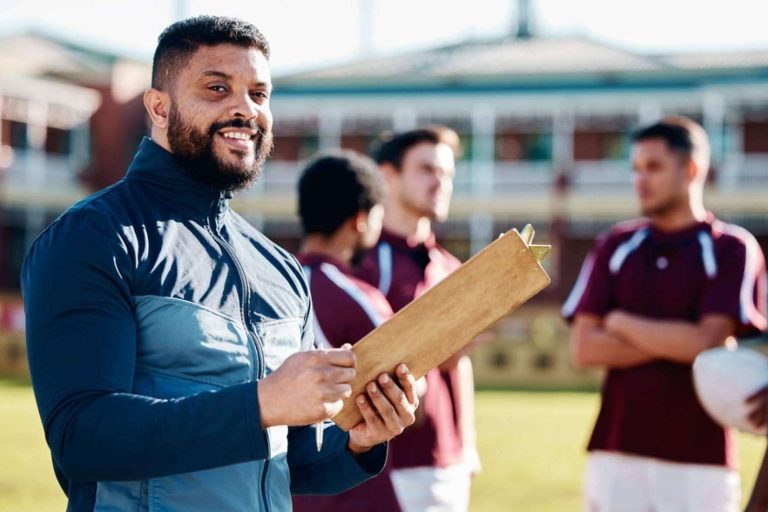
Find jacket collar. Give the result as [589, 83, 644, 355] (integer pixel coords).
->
[126, 137, 233, 223]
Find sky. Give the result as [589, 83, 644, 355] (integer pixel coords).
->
[1, 0, 767, 74]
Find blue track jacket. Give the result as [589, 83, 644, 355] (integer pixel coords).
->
[21, 137, 385, 511]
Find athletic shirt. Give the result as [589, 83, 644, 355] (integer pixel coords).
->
[293, 253, 401, 512]
[357, 229, 465, 469]
[563, 214, 768, 467]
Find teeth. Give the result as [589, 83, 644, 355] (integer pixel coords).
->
[221, 132, 251, 141]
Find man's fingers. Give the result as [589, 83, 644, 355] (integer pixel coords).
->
[747, 387, 768, 403]
[320, 348, 356, 368]
[750, 405, 767, 428]
[378, 373, 410, 414]
[320, 383, 352, 401]
[325, 366, 356, 384]
[367, 381, 401, 429]
[396, 364, 417, 405]
[356, 393, 382, 427]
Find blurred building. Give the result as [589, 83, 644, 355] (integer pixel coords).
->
[2, 28, 768, 384]
[269, 36, 768, 303]
[0, 31, 150, 290]
[0, 32, 149, 376]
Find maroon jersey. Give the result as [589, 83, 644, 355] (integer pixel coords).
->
[563, 214, 768, 467]
[357, 229, 466, 469]
[293, 253, 400, 512]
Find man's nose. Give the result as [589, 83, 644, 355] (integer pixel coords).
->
[229, 92, 260, 121]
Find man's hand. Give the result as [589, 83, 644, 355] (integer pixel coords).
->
[348, 364, 418, 454]
[747, 386, 768, 429]
[257, 347, 356, 428]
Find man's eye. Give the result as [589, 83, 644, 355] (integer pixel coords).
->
[209, 85, 227, 93]
[252, 91, 270, 99]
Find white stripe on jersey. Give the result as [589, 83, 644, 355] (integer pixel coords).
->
[301, 265, 332, 348]
[697, 231, 718, 279]
[377, 242, 393, 297]
[320, 263, 386, 327]
[562, 252, 596, 318]
[719, 223, 764, 325]
[609, 229, 649, 275]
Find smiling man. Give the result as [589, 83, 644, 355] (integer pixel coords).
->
[21, 16, 417, 512]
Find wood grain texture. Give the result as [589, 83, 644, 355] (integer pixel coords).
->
[333, 228, 551, 430]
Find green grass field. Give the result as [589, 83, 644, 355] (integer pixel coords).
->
[0, 382, 764, 511]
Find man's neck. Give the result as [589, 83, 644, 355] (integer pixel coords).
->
[300, 235, 354, 266]
[382, 206, 433, 244]
[384, 213, 432, 244]
[650, 199, 708, 233]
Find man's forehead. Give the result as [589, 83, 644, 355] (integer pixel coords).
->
[186, 44, 271, 83]
[632, 138, 674, 158]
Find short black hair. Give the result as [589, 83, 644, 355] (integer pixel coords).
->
[374, 125, 461, 170]
[152, 16, 270, 90]
[298, 151, 385, 237]
[632, 116, 710, 173]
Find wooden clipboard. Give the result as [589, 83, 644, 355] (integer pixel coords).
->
[332, 226, 551, 430]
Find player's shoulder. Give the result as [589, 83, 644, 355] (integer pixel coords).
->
[597, 218, 651, 249]
[711, 219, 764, 259]
[311, 261, 392, 313]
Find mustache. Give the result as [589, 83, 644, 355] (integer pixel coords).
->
[208, 118, 266, 138]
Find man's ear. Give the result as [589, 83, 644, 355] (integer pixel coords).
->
[143, 88, 171, 129]
[686, 158, 700, 183]
[352, 211, 368, 234]
[380, 163, 399, 185]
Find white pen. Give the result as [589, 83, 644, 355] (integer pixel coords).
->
[315, 341, 324, 451]
[315, 420, 324, 452]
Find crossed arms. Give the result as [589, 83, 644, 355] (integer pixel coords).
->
[570, 311, 736, 368]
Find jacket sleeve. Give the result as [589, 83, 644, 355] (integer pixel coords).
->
[287, 423, 387, 495]
[22, 210, 270, 482]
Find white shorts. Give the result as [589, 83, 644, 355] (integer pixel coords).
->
[390, 463, 472, 512]
[585, 451, 741, 512]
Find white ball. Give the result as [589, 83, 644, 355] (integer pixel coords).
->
[693, 347, 768, 435]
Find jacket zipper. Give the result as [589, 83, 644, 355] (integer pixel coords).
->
[208, 196, 272, 511]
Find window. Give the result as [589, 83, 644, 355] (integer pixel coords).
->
[573, 130, 629, 161]
[495, 132, 552, 162]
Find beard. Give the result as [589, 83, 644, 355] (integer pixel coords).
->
[167, 106, 273, 192]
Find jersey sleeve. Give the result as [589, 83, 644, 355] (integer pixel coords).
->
[699, 234, 768, 336]
[561, 233, 616, 322]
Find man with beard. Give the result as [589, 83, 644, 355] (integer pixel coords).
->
[357, 127, 481, 511]
[292, 151, 403, 512]
[563, 117, 767, 511]
[21, 16, 417, 512]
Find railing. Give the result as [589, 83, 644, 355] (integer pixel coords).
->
[569, 160, 632, 193]
[719, 154, 768, 191]
[245, 161, 301, 197]
[186, 155, 768, 202]
[0, 150, 84, 192]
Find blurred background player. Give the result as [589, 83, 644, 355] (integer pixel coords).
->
[562, 116, 768, 511]
[292, 150, 402, 511]
[357, 126, 481, 511]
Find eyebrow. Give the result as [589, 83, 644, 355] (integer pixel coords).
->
[199, 70, 272, 89]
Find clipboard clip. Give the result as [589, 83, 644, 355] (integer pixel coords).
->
[512, 224, 551, 262]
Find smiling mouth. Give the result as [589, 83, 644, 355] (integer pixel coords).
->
[217, 129, 257, 151]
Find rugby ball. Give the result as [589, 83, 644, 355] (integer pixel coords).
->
[693, 347, 768, 435]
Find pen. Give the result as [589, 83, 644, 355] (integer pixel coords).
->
[315, 420, 324, 451]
